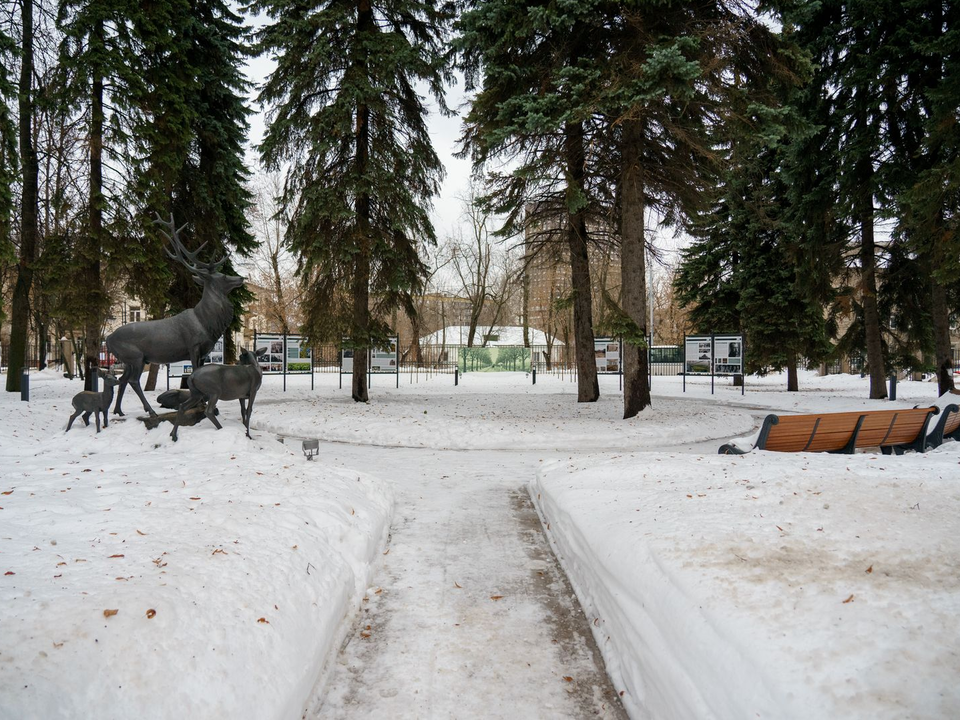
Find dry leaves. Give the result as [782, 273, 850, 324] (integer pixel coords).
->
[490, 595, 504, 601]
[842, 594, 855, 604]
[454, 581, 462, 589]
[562, 676, 574, 683]
[865, 565, 873, 574]
[103, 609, 119, 618]
[146, 609, 156, 619]
[1, 490, 12, 496]
[136, 530, 147, 536]
[108, 554, 125, 559]
[257, 617, 270, 624]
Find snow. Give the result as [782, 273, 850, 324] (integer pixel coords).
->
[419, 325, 560, 346]
[2, 367, 958, 719]
[0, 372, 392, 720]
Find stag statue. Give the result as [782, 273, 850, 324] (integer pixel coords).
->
[106, 214, 244, 417]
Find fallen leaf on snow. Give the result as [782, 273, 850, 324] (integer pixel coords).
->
[454, 582, 462, 589]
[103, 609, 118, 618]
[1, 491, 12, 495]
[563, 676, 574, 683]
[136, 530, 147, 536]
[842, 594, 855, 604]
[109, 554, 125, 559]
[146, 609, 156, 619]
[490, 595, 504, 601]
[4, 571, 14, 576]
[257, 617, 270, 624]
[865, 565, 873, 574]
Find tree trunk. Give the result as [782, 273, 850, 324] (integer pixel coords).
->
[620, 118, 651, 418]
[83, 26, 106, 391]
[787, 354, 799, 392]
[931, 268, 955, 395]
[522, 266, 530, 347]
[856, 154, 886, 399]
[5, 0, 38, 393]
[351, 0, 373, 403]
[144, 363, 160, 392]
[564, 120, 598, 402]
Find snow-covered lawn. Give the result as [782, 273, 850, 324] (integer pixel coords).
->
[2, 367, 958, 719]
[0, 372, 391, 720]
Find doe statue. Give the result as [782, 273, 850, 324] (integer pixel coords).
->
[106, 214, 244, 417]
[170, 347, 265, 441]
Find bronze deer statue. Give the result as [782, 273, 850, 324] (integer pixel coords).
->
[106, 214, 244, 417]
[170, 347, 265, 441]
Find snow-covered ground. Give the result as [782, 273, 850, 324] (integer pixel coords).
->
[2, 367, 958, 719]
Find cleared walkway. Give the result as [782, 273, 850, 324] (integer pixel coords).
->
[311, 446, 627, 719]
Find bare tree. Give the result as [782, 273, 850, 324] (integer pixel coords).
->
[449, 190, 495, 347]
[245, 172, 301, 334]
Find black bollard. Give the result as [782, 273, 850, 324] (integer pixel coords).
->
[20, 368, 29, 402]
[888, 373, 897, 401]
[532, 366, 537, 385]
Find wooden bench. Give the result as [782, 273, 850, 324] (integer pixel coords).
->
[718, 406, 940, 455]
[927, 402, 960, 449]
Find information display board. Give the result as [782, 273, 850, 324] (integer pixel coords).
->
[594, 338, 622, 374]
[682, 333, 745, 395]
[684, 336, 713, 375]
[370, 338, 399, 374]
[285, 335, 312, 373]
[255, 333, 284, 374]
[713, 335, 743, 376]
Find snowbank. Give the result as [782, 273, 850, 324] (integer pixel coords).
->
[0, 372, 392, 720]
[533, 445, 960, 719]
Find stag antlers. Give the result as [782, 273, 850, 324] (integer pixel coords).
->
[154, 213, 227, 276]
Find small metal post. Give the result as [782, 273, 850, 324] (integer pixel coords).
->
[454, 367, 459, 386]
[889, 373, 897, 401]
[20, 368, 29, 402]
[532, 366, 536, 385]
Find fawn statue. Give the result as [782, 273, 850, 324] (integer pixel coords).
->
[66, 370, 121, 433]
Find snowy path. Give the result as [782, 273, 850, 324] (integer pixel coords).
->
[306, 445, 627, 719]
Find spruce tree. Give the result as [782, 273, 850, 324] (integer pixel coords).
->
[254, 0, 451, 402]
[129, 0, 254, 364]
[57, 0, 141, 388]
[603, 2, 802, 415]
[888, 0, 959, 394]
[457, 0, 607, 403]
[786, 0, 899, 399]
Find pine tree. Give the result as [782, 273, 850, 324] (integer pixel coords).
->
[254, 0, 451, 402]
